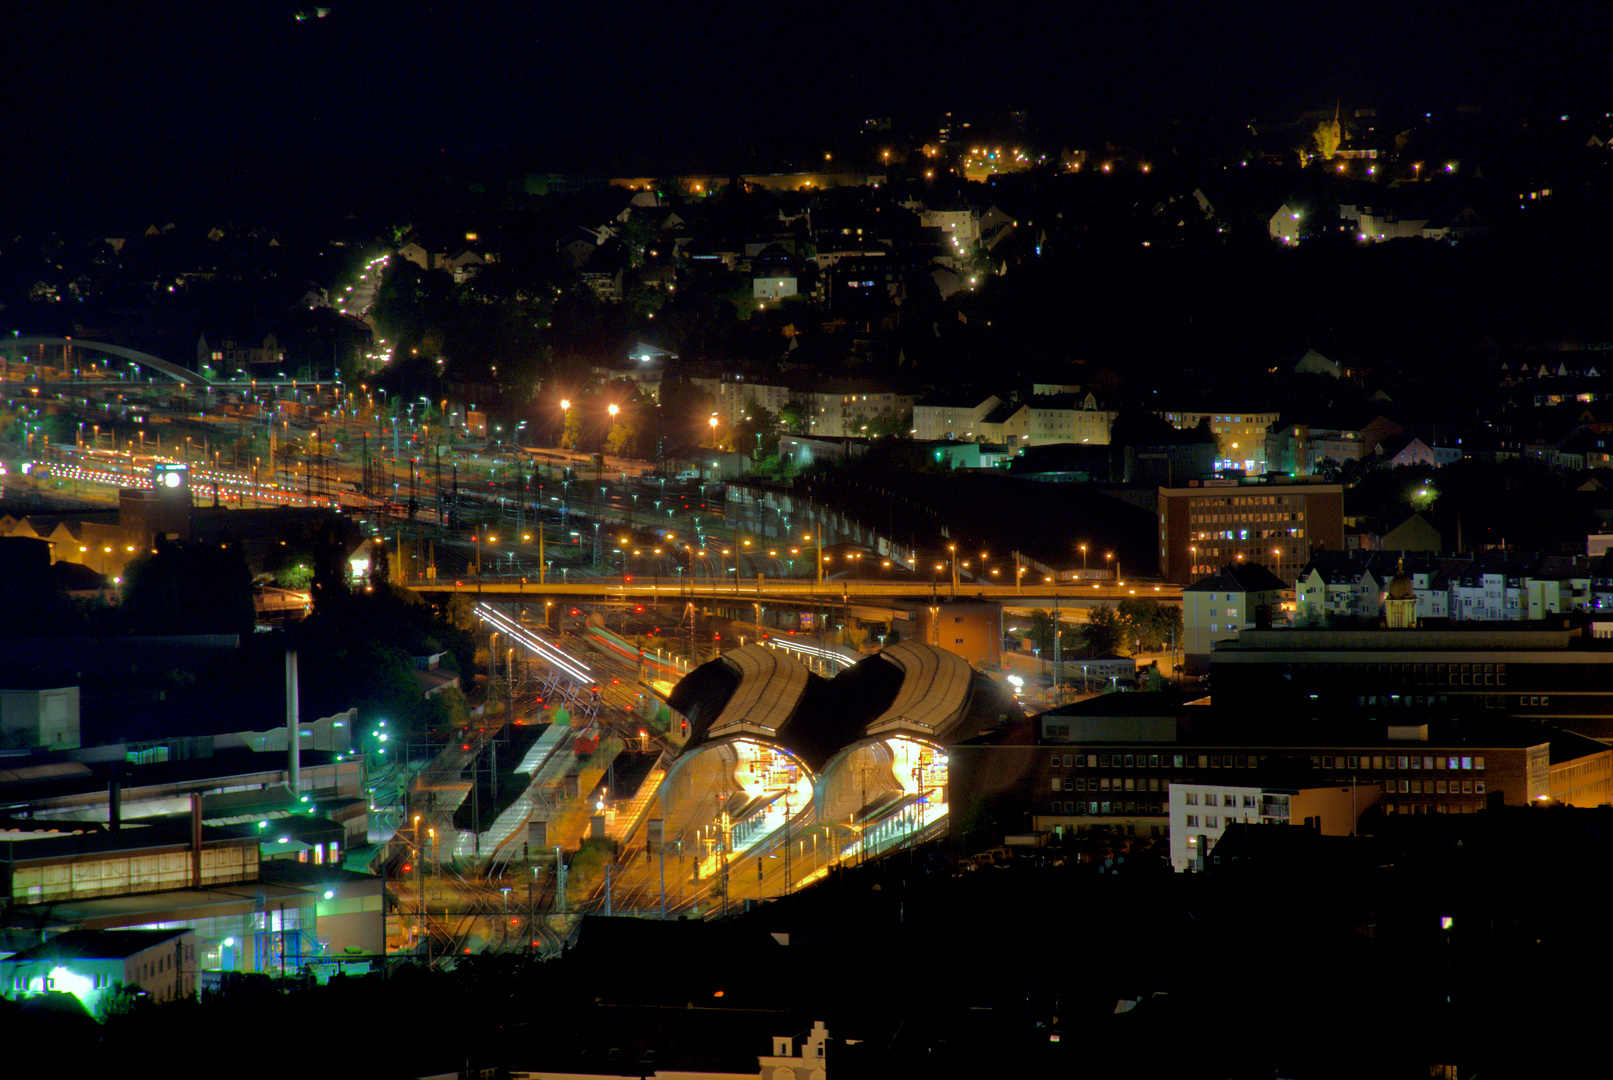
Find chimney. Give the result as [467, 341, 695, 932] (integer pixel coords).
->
[286, 649, 300, 794]
[190, 792, 203, 888]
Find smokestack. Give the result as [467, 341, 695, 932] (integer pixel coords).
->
[190, 792, 203, 888]
[286, 649, 300, 794]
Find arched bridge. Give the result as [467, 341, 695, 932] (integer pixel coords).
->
[6, 336, 210, 385]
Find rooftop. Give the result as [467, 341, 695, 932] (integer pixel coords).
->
[1184, 563, 1288, 594]
[3, 927, 188, 962]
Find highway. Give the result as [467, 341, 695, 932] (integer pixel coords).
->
[416, 575, 1182, 606]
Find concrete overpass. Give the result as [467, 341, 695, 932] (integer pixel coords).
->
[408, 576, 1179, 609]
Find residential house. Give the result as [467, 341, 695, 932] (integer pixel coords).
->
[1269, 201, 1306, 243]
[1001, 393, 1114, 447]
[1297, 553, 1387, 623]
[1157, 409, 1279, 473]
[1450, 559, 1529, 622]
[799, 383, 916, 438]
[1182, 562, 1289, 662]
[912, 392, 1002, 442]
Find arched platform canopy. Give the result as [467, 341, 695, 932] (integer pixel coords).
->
[7, 336, 210, 385]
[862, 641, 976, 743]
[658, 735, 816, 846]
[681, 642, 813, 745]
[815, 734, 947, 821]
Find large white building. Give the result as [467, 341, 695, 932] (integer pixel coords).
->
[912, 393, 1001, 441]
[1001, 392, 1114, 447]
[1168, 781, 1379, 872]
[1157, 410, 1280, 474]
[2, 928, 197, 1009]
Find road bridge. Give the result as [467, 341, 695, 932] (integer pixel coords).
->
[6, 336, 210, 385]
[409, 576, 1180, 609]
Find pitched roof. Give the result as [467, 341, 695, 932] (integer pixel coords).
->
[1185, 563, 1288, 594]
[4, 928, 188, 961]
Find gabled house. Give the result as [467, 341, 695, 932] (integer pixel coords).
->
[1450, 558, 1529, 622]
[1183, 562, 1289, 662]
[1297, 553, 1386, 622]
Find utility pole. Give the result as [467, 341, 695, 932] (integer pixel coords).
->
[555, 846, 567, 912]
[782, 791, 792, 897]
[1052, 588, 1061, 697]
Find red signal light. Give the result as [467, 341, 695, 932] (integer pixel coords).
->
[401, 863, 412, 872]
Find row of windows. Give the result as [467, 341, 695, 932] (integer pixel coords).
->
[1185, 814, 1251, 829]
[1388, 779, 1485, 795]
[1183, 792, 1264, 808]
[1053, 752, 1267, 769]
[1047, 800, 1162, 816]
[1382, 803, 1484, 816]
[1048, 751, 1485, 772]
[1189, 494, 1302, 508]
[1054, 776, 1170, 792]
[1317, 754, 1485, 771]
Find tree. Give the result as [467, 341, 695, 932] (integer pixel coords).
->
[778, 399, 811, 435]
[1116, 597, 1181, 653]
[274, 562, 314, 590]
[95, 981, 148, 1021]
[1312, 118, 1341, 161]
[734, 404, 780, 458]
[869, 409, 913, 440]
[605, 416, 635, 456]
[1027, 609, 1056, 654]
[1080, 603, 1125, 656]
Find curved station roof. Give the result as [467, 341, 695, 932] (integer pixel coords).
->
[667, 641, 1013, 774]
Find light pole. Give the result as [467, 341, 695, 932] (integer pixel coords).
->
[559, 398, 571, 449]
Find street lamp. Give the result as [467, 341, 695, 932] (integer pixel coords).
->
[708, 414, 718, 448]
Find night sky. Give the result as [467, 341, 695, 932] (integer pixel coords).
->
[6, 1, 1610, 207]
